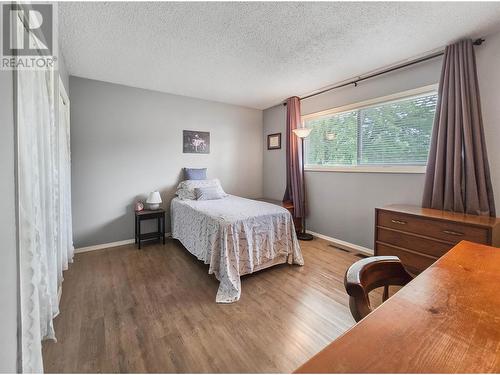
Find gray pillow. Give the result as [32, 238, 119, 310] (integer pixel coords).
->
[195, 186, 224, 200]
[176, 178, 227, 200]
[184, 168, 207, 180]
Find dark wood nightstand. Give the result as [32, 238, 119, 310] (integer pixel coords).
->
[135, 209, 166, 249]
[257, 198, 302, 232]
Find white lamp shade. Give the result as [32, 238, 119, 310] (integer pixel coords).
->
[293, 128, 312, 138]
[146, 191, 162, 204]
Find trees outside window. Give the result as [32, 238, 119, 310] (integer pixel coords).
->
[304, 91, 438, 169]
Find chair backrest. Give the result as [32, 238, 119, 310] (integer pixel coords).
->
[344, 256, 413, 322]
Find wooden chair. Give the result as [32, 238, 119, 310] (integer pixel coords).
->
[344, 256, 413, 322]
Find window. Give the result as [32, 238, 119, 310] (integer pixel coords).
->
[303, 86, 438, 173]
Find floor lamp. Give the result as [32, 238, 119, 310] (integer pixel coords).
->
[292, 127, 314, 241]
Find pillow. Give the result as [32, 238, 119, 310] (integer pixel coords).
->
[176, 189, 196, 200]
[175, 178, 227, 200]
[184, 168, 207, 180]
[195, 186, 225, 200]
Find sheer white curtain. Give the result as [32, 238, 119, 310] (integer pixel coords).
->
[57, 81, 74, 289]
[17, 26, 74, 373]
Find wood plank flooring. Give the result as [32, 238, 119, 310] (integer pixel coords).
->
[43, 238, 381, 373]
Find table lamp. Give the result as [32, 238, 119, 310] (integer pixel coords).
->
[146, 191, 162, 210]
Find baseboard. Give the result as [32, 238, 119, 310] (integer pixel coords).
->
[306, 230, 374, 256]
[74, 239, 135, 253]
[74, 233, 172, 254]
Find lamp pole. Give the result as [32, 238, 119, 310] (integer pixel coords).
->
[296, 132, 313, 241]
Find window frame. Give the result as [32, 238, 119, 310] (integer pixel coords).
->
[302, 84, 438, 174]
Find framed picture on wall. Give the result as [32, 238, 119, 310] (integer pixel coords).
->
[183, 130, 210, 154]
[267, 133, 281, 150]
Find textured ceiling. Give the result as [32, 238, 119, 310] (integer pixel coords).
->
[59, 2, 500, 109]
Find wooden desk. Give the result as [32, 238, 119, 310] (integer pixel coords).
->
[295, 241, 500, 373]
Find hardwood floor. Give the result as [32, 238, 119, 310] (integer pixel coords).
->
[43, 238, 380, 373]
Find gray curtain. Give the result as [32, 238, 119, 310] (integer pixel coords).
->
[283, 96, 304, 219]
[422, 39, 495, 216]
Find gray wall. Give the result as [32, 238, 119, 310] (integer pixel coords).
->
[477, 30, 500, 216]
[70, 77, 263, 248]
[0, 71, 18, 372]
[263, 106, 287, 200]
[263, 30, 500, 249]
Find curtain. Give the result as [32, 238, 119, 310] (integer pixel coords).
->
[18, 29, 74, 373]
[57, 86, 74, 289]
[283, 96, 304, 218]
[422, 39, 495, 216]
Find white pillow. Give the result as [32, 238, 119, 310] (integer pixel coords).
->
[175, 178, 227, 200]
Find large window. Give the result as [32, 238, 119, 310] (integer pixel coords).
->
[303, 86, 438, 173]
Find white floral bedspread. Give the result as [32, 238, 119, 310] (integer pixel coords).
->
[171, 195, 304, 303]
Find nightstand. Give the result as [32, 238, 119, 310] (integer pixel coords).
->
[135, 209, 166, 249]
[257, 198, 302, 232]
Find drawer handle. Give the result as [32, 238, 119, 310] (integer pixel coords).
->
[443, 230, 464, 236]
[391, 219, 407, 225]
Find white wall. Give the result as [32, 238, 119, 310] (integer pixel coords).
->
[263, 30, 500, 249]
[70, 77, 264, 248]
[0, 70, 18, 372]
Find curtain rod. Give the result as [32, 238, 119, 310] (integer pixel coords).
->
[283, 38, 485, 106]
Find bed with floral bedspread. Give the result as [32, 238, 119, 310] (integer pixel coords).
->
[171, 195, 303, 303]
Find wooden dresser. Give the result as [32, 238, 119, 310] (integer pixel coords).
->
[375, 204, 500, 274]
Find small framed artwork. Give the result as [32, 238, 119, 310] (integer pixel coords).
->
[267, 133, 281, 150]
[183, 130, 210, 154]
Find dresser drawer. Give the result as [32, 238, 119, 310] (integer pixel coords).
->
[376, 243, 437, 274]
[377, 227, 452, 258]
[377, 210, 489, 244]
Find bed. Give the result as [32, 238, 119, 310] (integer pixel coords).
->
[171, 194, 304, 303]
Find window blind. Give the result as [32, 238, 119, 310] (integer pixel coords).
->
[304, 92, 438, 167]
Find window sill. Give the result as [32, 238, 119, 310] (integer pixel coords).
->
[304, 165, 427, 174]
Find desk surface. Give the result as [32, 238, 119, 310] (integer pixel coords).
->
[295, 240, 500, 373]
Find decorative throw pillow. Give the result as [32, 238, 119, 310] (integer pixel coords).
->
[175, 178, 227, 200]
[195, 186, 225, 200]
[184, 168, 207, 180]
[176, 189, 196, 200]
